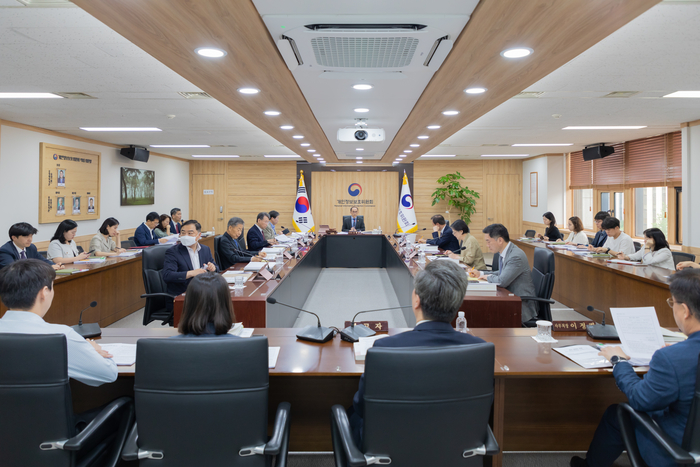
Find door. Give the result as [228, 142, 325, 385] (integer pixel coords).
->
[192, 174, 226, 234]
[485, 174, 522, 233]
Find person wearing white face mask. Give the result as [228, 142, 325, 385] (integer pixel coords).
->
[162, 220, 218, 311]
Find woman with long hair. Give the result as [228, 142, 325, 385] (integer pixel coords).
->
[174, 273, 237, 337]
[47, 219, 90, 264]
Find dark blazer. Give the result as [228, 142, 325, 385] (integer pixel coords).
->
[169, 220, 181, 235]
[350, 321, 485, 442]
[591, 230, 608, 248]
[544, 225, 562, 241]
[0, 241, 54, 269]
[134, 223, 159, 246]
[218, 232, 252, 270]
[613, 331, 700, 466]
[246, 225, 270, 253]
[342, 216, 365, 232]
[162, 243, 218, 297]
[426, 225, 460, 252]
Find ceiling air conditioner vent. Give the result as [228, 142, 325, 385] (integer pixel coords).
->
[54, 92, 96, 99]
[311, 37, 419, 68]
[305, 24, 426, 32]
[602, 91, 640, 98]
[178, 92, 213, 99]
[513, 91, 545, 98]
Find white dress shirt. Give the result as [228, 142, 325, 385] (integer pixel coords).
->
[0, 310, 117, 387]
[14, 242, 26, 258]
[566, 231, 589, 245]
[603, 232, 636, 255]
[186, 243, 202, 270]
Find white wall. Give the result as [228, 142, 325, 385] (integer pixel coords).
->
[522, 154, 566, 226]
[682, 125, 700, 248]
[0, 124, 190, 242]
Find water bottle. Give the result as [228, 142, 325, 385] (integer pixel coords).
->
[456, 311, 468, 333]
[378, 225, 382, 234]
[212, 226, 215, 236]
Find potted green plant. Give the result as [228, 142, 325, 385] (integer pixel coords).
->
[430, 172, 480, 224]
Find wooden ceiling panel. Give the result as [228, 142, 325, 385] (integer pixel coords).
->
[71, 0, 337, 163]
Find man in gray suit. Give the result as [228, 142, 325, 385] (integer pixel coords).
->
[469, 223, 536, 323]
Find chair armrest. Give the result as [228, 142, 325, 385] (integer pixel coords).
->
[617, 403, 697, 464]
[519, 296, 555, 304]
[139, 293, 177, 300]
[121, 423, 139, 462]
[63, 397, 133, 451]
[264, 402, 291, 455]
[484, 425, 500, 455]
[331, 405, 368, 467]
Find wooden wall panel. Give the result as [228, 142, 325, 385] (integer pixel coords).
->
[311, 172, 399, 231]
[191, 174, 226, 233]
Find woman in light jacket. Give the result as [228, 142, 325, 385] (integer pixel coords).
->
[617, 228, 675, 270]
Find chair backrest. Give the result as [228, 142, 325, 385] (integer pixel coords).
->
[39, 250, 48, 259]
[141, 245, 173, 325]
[634, 241, 642, 252]
[681, 353, 700, 453]
[128, 236, 135, 242]
[134, 337, 270, 466]
[213, 235, 223, 270]
[491, 252, 500, 271]
[121, 240, 135, 249]
[363, 344, 495, 466]
[0, 334, 74, 467]
[531, 248, 555, 321]
[524, 230, 536, 238]
[673, 252, 696, 267]
[587, 236, 595, 245]
[237, 229, 246, 249]
[76, 245, 84, 253]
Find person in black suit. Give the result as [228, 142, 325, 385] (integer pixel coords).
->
[134, 211, 168, 246]
[218, 217, 266, 270]
[349, 260, 485, 444]
[162, 220, 218, 301]
[169, 207, 183, 235]
[0, 222, 61, 270]
[419, 215, 460, 252]
[246, 212, 273, 253]
[342, 206, 366, 232]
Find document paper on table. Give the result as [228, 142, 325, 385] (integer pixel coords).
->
[269, 347, 280, 369]
[611, 307, 665, 366]
[553, 345, 612, 369]
[100, 344, 137, 366]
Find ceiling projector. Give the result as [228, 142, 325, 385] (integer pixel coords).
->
[338, 128, 385, 142]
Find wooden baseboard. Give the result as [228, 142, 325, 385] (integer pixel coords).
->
[33, 227, 137, 252]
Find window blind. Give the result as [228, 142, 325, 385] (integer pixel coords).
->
[667, 131, 682, 183]
[592, 143, 624, 185]
[569, 150, 592, 188]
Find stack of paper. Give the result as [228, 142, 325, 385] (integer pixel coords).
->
[353, 334, 390, 361]
[222, 271, 253, 283]
[610, 307, 665, 366]
[268, 347, 281, 368]
[117, 251, 140, 257]
[420, 245, 439, 254]
[467, 282, 497, 292]
[243, 262, 267, 271]
[75, 257, 106, 264]
[554, 345, 612, 369]
[661, 328, 687, 342]
[261, 247, 285, 255]
[607, 259, 645, 266]
[162, 234, 180, 244]
[275, 234, 295, 244]
[100, 343, 137, 366]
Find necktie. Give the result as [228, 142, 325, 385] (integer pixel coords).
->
[234, 239, 240, 250]
[176, 223, 180, 234]
[19, 250, 26, 260]
[352, 218, 356, 228]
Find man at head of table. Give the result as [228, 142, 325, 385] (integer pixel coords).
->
[571, 268, 700, 467]
[348, 260, 485, 446]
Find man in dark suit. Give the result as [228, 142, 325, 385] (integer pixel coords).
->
[169, 207, 183, 235]
[246, 212, 273, 253]
[0, 222, 61, 270]
[349, 260, 484, 444]
[218, 217, 266, 270]
[342, 206, 366, 232]
[134, 212, 168, 247]
[420, 215, 459, 252]
[571, 269, 700, 467]
[162, 220, 218, 300]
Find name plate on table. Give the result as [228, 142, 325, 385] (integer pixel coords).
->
[344, 321, 389, 332]
[406, 250, 417, 260]
[284, 251, 292, 259]
[553, 321, 595, 331]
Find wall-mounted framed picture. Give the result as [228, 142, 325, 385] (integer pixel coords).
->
[530, 172, 538, 207]
[120, 168, 155, 206]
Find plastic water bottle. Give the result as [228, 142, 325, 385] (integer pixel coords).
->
[456, 311, 468, 333]
[378, 225, 382, 234]
[212, 226, 215, 236]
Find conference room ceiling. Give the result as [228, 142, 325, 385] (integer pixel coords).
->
[1, 0, 699, 164]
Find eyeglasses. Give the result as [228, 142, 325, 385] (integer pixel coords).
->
[667, 297, 682, 308]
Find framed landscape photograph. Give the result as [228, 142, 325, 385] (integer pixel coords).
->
[120, 168, 155, 206]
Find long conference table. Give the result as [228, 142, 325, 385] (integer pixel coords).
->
[175, 234, 523, 328]
[513, 239, 676, 327]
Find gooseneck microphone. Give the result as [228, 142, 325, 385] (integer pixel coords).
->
[451, 246, 467, 253]
[266, 297, 334, 343]
[72, 301, 101, 338]
[585, 305, 619, 340]
[340, 305, 414, 342]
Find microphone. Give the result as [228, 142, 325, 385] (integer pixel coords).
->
[281, 226, 290, 235]
[71, 301, 101, 338]
[393, 223, 417, 238]
[452, 246, 466, 253]
[585, 305, 619, 340]
[266, 297, 334, 343]
[340, 305, 413, 342]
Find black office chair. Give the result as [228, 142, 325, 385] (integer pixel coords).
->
[128, 236, 135, 243]
[524, 229, 536, 238]
[237, 229, 246, 249]
[588, 236, 595, 245]
[331, 344, 498, 466]
[522, 247, 556, 327]
[213, 234, 223, 270]
[617, 355, 700, 466]
[122, 337, 291, 466]
[77, 245, 84, 254]
[140, 245, 176, 326]
[634, 241, 642, 252]
[673, 252, 697, 268]
[487, 252, 500, 271]
[39, 250, 48, 259]
[445, 219, 450, 228]
[0, 333, 133, 467]
[121, 240, 135, 249]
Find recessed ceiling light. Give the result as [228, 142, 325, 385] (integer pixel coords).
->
[663, 91, 700, 98]
[417, 136, 429, 139]
[151, 144, 210, 148]
[465, 87, 487, 94]
[410, 144, 420, 148]
[480, 154, 529, 157]
[356, 157, 363, 160]
[313, 154, 321, 157]
[237, 87, 260, 94]
[356, 148, 364, 151]
[280, 125, 294, 130]
[293, 135, 304, 139]
[500, 47, 533, 58]
[427, 125, 441, 130]
[264, 110, 281, 116]
[80, 127, 162, 132]
[301, 143, 310, 147]
[307, 149, 316, 152]
[192, 155, 239, 158]
[399, 155, 406, 158]
[357, 161, 363, 164]
[512, 144, 573, 147]
[404, 150, 412, 153]
[420, 155, 456, 158]
[442, 110, 460, 116]
[264, 155, 302, 158]
[195, 47, 227, 58]
[563, 126, 646, 130]
[354, 108, 369, 113]
[353, 84, 373, 90]
[0, 92, 63, 98]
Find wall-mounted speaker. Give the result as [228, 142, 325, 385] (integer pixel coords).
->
[583, 145, 614, 161]
[120, 146, 149, 162]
